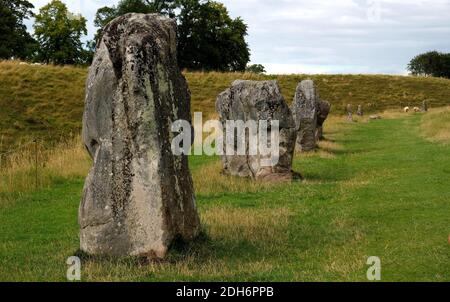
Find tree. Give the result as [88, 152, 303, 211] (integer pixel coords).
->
[408, 51, 450, 79]
[94, 0, 176, 35]
[246, 64, 266, 74]
[33, 0, 87, 65]
[0, 0, 37, 60]
[176, 0, 249, 71]
[81, 39, 96, 66]
[93, 0, 250, 71]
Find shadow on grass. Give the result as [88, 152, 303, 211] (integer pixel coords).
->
[72, 229, 262, 268]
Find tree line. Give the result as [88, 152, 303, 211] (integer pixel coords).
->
[1, 0, 266, 72]
[408, 51, 450, 79]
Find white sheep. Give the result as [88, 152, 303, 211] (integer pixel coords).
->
[413, 107, 421, 113]
[404, 106, 410, 113]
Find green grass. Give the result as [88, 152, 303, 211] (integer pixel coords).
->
[2, 60, 450, 151]
[1, 113, 449, 281]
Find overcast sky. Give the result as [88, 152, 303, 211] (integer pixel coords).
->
[26, 0, 450, 74]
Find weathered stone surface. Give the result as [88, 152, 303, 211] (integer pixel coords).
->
[80, 13, 200, 258]
[291, 80, 319, 151]
[315, 100, 331, 141]
[216, 80, 297, 181]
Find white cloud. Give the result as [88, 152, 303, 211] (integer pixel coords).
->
[26, 0, 450, 74]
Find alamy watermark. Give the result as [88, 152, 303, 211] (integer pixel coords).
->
[366, 256, 381, 281]
[171, 113, 281, 167]
[66, 256, 81, 281]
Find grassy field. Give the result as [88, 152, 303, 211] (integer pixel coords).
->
[2, 60, 450, 151]
[421, 107, 450, 144]
[1, 110, 449, 281]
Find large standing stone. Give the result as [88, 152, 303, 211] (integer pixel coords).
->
[315, 100, 331, 141]
[216, 80, 297, 181]
[291, 80, 319, 151]
[80, 14, 200, 259]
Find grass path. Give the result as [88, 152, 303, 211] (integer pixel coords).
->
[0, 114, 449, 281]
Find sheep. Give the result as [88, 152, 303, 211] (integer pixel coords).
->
[404, 106, 410, 113]
[413, 107, 421, 113]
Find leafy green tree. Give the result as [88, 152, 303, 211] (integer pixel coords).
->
[94, 0, 176, 33]
[33, 0, 87, 65]
[93, 0, 250, 71]
[177, 0, 249, 71]
[81, 39, 96, 66]
[408, 51, 440, 76]
[408, 51, 450, 78]
[246, 64, 266, 74]
[0, 0, 37, 60]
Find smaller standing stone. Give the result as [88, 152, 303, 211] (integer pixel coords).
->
[422, 100, 428, 112]
[346, 104, 353, 122]
[291, 80, 319, 152]
[357, 105, 363, 116]
[315, 100, 331, 141]
[216, 80, 297, 182]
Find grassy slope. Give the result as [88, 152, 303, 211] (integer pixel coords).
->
[2, 60, 450, 150]
[421, 107, 450, 144]
[0, 61, 86, 150]
[1, 113, 449, 281]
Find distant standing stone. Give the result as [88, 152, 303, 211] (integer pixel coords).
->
[357, 105, 364, 116]
[346, 104, 353, 121]
[291, 80, 319, 151]
[80, 14, 200, 259]
[315, 100, 331, 141]
[216, 80, 297, 181]
[422, 100, 428, 112]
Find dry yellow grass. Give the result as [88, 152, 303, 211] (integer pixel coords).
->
[0, 61, 87, 149]
[201, 205, 291, 246]
[0, 136, 90, 195]
[298, 139, 345, 159]
[377, 108, 420, 120]
[192, 161, 277, 195]
[421, 106, 450, 144]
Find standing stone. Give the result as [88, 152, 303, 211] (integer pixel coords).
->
[422, 100, 428, 112]
[291, 80, 318, 152]
[315, 100, 331, 141]
[216, 80, 297, 182]
[346, 104, 353, 121]
[357, 105, 363, 116]
[80, 14, 200, 259]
